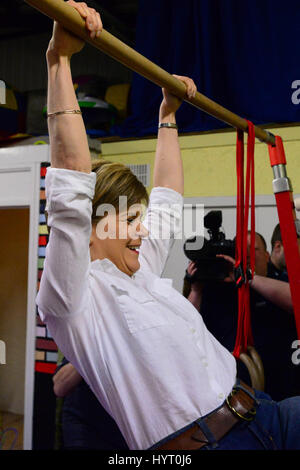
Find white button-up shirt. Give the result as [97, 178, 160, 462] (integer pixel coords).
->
[36, 168, 236, 450]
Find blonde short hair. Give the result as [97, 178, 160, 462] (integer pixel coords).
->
[91, 159, 149, 223]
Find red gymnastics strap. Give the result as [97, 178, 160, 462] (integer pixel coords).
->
[233, 121, 255, 359]
[268, 137, 300, 340]
[233, 129, 244, 356]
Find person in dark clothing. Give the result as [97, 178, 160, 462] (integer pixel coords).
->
[250, 263, 299, 401]
[269, 222, 300, 281]
[53, 357, 128, 450]
[250, 224, 300, 400]
[184, 230, 300, 400]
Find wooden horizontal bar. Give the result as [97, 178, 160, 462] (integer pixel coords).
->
[25, 0, 276, 145]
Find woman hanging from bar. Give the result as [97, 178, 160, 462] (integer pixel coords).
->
[37, 0, 300, 450]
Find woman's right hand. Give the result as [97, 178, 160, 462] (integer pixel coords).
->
[47, 1, 103, 59]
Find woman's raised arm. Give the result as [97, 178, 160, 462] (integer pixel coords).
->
[46, 1, 102, 172]
[139, 77, 197, 276]
[36, 2, 103, 320]
[153, 75, 196, 195]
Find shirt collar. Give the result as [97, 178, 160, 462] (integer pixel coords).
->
[90, 257, 137, 281]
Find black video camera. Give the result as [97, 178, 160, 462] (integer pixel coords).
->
[184, 210, 235, 282]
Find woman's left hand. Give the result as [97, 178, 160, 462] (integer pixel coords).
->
[160, 75, 197, 116]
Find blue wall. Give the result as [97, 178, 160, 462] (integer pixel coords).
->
[113, 0, 300, 138]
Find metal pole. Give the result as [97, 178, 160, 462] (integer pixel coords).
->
[25, 0, 275, 145]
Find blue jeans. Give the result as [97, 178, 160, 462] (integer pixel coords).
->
[199, 386, 300, 450]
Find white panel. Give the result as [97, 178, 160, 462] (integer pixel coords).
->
[0, 147, 49, 449]
[127, 163, 150, 187]
[0, 167, 32, 205]
[256, 206, 280, 252]
[0, 144, 50, 165]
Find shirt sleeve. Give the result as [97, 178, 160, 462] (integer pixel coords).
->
[139, 186, 183, 277]
[36, 168, 96, 320]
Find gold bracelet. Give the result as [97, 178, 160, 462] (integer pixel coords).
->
[47, 109, 82, 118]
[158, 122, 178, 130]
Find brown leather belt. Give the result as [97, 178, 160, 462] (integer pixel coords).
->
[156, 382, 257, 450]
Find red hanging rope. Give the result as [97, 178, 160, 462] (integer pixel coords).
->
[268, 137, 300, 340]
[233, 121, 255, 359]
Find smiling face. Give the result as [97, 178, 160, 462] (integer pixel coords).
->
[90, 203, 148, 277]
[90, 160, 149, 276]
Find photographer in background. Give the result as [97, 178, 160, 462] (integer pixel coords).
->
[269, 223, 300, 282]
[183, 217, 300, 400]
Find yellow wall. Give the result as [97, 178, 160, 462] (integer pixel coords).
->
[101, 125, 300, 197]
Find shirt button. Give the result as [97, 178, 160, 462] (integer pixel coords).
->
[218, 393, 224, 399]
[190, 328, 196, 334]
